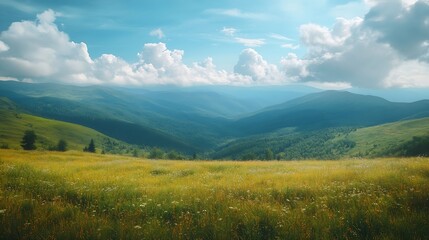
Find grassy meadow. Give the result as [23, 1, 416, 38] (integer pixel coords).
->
[0, 149, 428, 239]
[342, 117, 429, 157]
[0, 104, 107, 151]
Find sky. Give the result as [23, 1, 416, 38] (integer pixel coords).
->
[0, 0, 428, 89]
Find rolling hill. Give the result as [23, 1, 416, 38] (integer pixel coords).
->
[340, 117, 429, 157]
[214, 117, 429, 160]
[0, 81, 257, 150]
[0, 97, 122, 151]
[234, 91, 429, 135]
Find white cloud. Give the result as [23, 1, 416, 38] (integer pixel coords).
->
[221, 27, 237, 36]
[2, 4, 429, 89]
[149, 28, 165, 39]
[234, 37, 265, 47]
[277, 0, 429, 88]
[383, 60, 429, 88]
[281, 43, 300, 50]
[300, 17, 362, 55]
[93, 42, 254, 86]
[90, 42, 254, 86]
[234, 48, 284, 84]
[0, 9, 93, 83]
[37, 9, 57, 23]
[280, 53, 311, 81]
[0, 10, 254, 86]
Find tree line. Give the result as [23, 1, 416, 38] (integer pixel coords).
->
[18, 130, 195, 159]
[20, 130, 94, 153]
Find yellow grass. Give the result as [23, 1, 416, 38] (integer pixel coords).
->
[1, 149, 428, 239]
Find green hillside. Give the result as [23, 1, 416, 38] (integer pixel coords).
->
[234, 91, 429, 135]
[342, 117, 429, 157]
[0, 97, 126, 152]
[214, 117, 429, 160]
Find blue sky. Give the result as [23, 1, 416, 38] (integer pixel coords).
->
[0, 0, 428, 88]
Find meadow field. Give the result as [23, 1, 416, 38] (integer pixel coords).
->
[0, 150, 428, 239]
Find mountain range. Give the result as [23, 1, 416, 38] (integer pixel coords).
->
[1, 81, 428, 159]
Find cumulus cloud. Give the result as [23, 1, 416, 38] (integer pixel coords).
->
[0, 9, 94, 83]
[149, 28, 165, 39]
[279, 0, 429, 88]
[0, 9, 253, 86]
[296, 16, 401, 88]
[280, 53, 311, 81]
[234, 48, 284, 83]
[364, 0, 429, 61]
[383, 60, 429, 88]
[300, 17, 363, 56]
[1, 3, 429, 89]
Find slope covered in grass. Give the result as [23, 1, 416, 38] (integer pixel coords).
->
[343, 117, 429, 157]
[1, 150, 428, 239]
[214, 117, 429, 160]
[0, 97, 120, 151]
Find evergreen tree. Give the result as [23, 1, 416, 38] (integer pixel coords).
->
[83, 139, 96, 153]
[87, 139, 96, 153]
[20, 130, 37, 150]
[57, 139, 68, 152]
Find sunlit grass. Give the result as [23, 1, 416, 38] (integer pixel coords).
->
[1, 149, 428, 239]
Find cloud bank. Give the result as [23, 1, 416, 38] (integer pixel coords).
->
[0, 0, 428, 88]
[294, 0, 429, 88]
[0, 10, 252, 86]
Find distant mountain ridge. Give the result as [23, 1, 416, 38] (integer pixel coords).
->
[234, 91, 429, 135]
